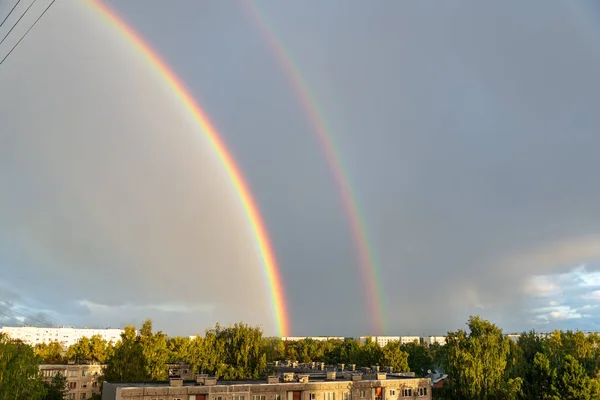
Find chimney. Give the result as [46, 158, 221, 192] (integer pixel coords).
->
[372, 366, 380, 373]
[169, 378, 183, 387]
[326, 371, 336, 381]
[268, 376, 280, 384]
[351, 374, 363, 381]
[350, 364, 356, 371]
[298, 374, 310, 383]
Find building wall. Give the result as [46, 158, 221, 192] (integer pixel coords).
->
[1, 326, 124, 348]
[40, 364, 105, 400]
[104, 377, 431, 400]
[421, 337, 446, 346]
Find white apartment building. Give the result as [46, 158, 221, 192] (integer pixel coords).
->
[399, 337, 420, 345]
[357, 336, 400, 347]
[281, 337, 345, 342]
[421, 336, 446, 346]
[1, 326, 124, 348]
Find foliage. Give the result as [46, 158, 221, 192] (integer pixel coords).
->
[34, 341, 64, 364]
[0, 333, 47, 400]
[43, 372, 67, 400]
[444, 316, 510, 399]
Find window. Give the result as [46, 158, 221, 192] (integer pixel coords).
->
[92, 382, 98, 387]
[216, 397, 223, 400]
[343, 392, 351, 400]
[82, 370, 88, 376]
[68, 382, 77, 389]
[82, 384, 87, 388]
[69, 370, 77, 377]
[254, 396, 266, 400]
[80, 394, 86, 400]
[402, 389, 411, 397]
[360, 392, 366, 399]
[275, 395, 281, 400]
[418, 388, 427, 397]
[234, 396, 246, 400]
[389, 390, 395, 397]
[310, 394, 316, 400]
[324, 393, 335, 400]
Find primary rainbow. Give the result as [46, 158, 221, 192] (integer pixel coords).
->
[243, 3, 386, 334]
[88, 0, 290, 336]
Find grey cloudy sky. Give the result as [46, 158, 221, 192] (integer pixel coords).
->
[2, 0, 600, 336]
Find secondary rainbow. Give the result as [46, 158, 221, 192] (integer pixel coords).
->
[88, 0, 290, 337]
[243, 3, 386, 334]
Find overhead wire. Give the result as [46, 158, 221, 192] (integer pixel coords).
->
[0, 0, 55, 67]
[0, 0, 36, 48]
[0, 0, 22, 30]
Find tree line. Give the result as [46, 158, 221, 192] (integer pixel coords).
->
[3, 316, 600, 399]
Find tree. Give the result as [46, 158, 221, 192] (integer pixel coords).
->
[357, 338, 383, 368]
[531, 352, 560, 400]
[43, 372, 67, 400]
[444, 316, 510, 400]
[559, 355, 596, 400]
[34, 341, 64, 364]
[0, 334, 47, 399]
[103, 325, 145, 382]
[382, 341, 409, 372]
[400, 342, 433, 376]
[139, 319, 169, 380]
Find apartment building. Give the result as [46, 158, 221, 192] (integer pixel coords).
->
[40, 363, 105, 400]
[420, 337, 446, 346]
[102, 371, 431, 400]
[357, 337, 400, 347]
[1, 326, 124, 348]
[281, 337, 345, 342]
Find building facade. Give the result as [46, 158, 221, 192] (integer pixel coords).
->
[102, 373, 431, 400]
[420, 337, 446, 346]
[40, 363, 105, 400]
[1, 326, 124, 348]
[281, 337, 346, 342]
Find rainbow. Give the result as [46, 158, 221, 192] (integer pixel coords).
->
[243, 3, 386, 334]
[88, 0, 290, 336]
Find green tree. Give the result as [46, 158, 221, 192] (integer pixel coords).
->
[382, 341, 409, 372]
[139, 319, 169, 380]
[0, 334, 47, 399]
[445, 316, 510, 400]
[34, 341, 64, 364]
[400, 342, 433, 375]
[357, 338, 383, 368]
[103, 325, 145, 382]
[43, 372, 67, 400]
[559, 354, 596, 400]
[261, 337, 285, 362]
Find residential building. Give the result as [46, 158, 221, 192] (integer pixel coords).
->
[102, 371, 431, 400]
[0, 326, 124, 348]
[40, 363, 104, 400]
[357, 337, 400, 347]
[398, 337, 420, 345]
[420, 336, 446, 346]
[281, 337, 345, 342]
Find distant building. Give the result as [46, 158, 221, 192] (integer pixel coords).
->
[421, 336, 446, 346]
[399, 337, 420, 345]
[357, 336, 400, 347]
[0, 326, 124, 348]
[102, 371, 431, 400]
[281, 337, 345, 342]
[40, 363, 104, 400]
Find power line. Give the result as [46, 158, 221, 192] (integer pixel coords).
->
[0, 0, 54, 67]
[0, 302, 54, 327]
[0, 0, 22, 30]
[0, 0, 36, 49]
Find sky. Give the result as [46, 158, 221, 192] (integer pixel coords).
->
[2, 0, 600, 337]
